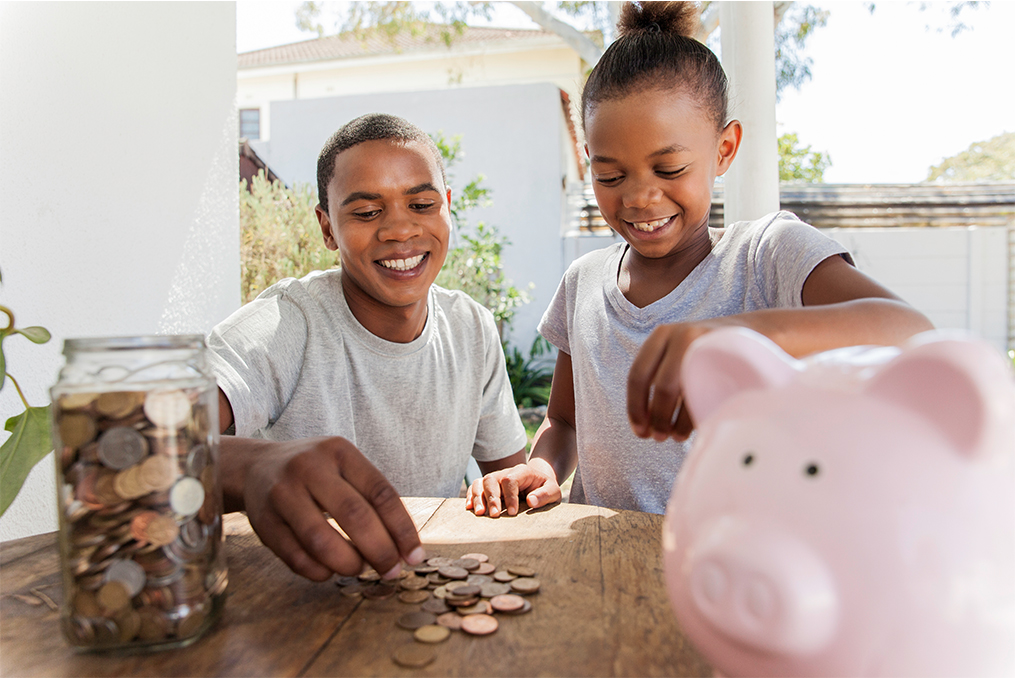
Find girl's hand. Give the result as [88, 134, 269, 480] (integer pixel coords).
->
[627, 321, 722, 441]
[465, 458, 561, 518]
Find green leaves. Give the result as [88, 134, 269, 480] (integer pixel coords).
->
[0, 406, 53, 517]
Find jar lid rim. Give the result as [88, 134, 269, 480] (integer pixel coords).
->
[63, 335, 206, 352]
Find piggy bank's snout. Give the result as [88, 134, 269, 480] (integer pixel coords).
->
[686, 517, 839, 656]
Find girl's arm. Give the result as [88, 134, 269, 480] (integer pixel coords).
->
[627, 254, 934, 441]
[466, 350, 578, 517]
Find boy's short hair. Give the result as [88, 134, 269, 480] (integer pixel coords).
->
[316, 113, 447, 214]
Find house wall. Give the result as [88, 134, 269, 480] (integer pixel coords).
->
[259, 83, 569, 352]
[238, 42, 582, 142]
[0, 2, 239, 541]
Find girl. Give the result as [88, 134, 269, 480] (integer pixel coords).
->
[467, 1, 933, 516]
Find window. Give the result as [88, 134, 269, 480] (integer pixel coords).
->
[239, 108, 260, 140]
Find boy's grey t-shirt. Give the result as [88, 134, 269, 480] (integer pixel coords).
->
[206, 270, 527, 498]
[538, 211, 851, 514]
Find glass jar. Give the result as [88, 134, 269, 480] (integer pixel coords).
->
[50, 335, 227, 651]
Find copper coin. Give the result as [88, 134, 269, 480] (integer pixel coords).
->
[96, 580, 131, 612]
[362, 582, 397, 600]
[510, 577, 541, 594]
[451, 558, 480, 571]
[60, 413, 97, 449]
[137, 606, 170, 641]
[95, 391, 143, 419]
[399, 575, 429, 591]
[493, 570, 517, 582]
[339, 583, 368, 598]
[113, 467, 144, 500]
[490, 593, 525, 612]
[60, 392, 99, 410]
[445, 581, 476, 594]
[460, 613, 499, 635]
[446, 596, 479, 608]
[414, 624, 451, 644]
[426, 556, 453, 568]
[115, 608, 141, 642]
[397, 611, 437, 630]
[474, 562, 496, 575]
[398, 589, 431, 604]
[420, 597, 450, 615]
[455, 601, 491, 616]
[481, 582, 512, 598]
[413, 563, 438, 574]
[72, 589, 102, 617]
[507, 564, 536, 577]
[437, 565, 468, 580]
[139, 455, 177, 493]
[177, 607, 207, 638]
[144, 390, 192, 429]
[436, 612, 463, 630]
[466, 573, 493, 586]
[459, 552, 489, 563]
[358, 569, 381, 582]
[499, 598, 533, 616]
[105, 559, 147, 597]
[392, 643, 435, 668]
[427, 572, 450, 586]
[93, 473, 123, 505]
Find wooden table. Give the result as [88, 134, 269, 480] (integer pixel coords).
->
[1, 498, 711, 677]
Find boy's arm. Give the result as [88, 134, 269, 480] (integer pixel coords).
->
[216, 389, 425, 582]
[627, 254, 935, 441]
[466, 350, 579, 517]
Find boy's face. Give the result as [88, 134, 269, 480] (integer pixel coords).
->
[316, 139, 451, 312]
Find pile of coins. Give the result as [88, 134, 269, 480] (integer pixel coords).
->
[53, 387, 226, 649]
[335, 553, 541, 668]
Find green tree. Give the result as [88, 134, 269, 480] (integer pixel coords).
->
[779, 132, 831, 183]
[925, 132, 1015, 183]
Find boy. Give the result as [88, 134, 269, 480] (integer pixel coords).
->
[209, 113, 528, 582]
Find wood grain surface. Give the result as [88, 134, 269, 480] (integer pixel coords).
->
[0, 498, 711, 677]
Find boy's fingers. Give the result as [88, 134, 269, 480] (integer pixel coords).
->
[323, 449, 422, 576]
[274, 480, 369, 576]
[254, 502, 343, 581]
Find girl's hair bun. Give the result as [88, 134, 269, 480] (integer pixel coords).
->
[617, 1, 699, 40]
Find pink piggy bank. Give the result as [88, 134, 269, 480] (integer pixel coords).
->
[663, 328, 1015, 677]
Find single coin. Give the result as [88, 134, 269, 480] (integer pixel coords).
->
[481, 582, 512, 598]
[362, 582, 397, 600]
[358, 569, 381, 582]
[432, 585, 448, 599]
[144, 513, 181, 547]
[339, 582, 368, 598]
[104, 558, 147, 597]
[451, 558, 480, 571]
[427, 572, 450, 586]
[137, 606, 170, 641]
[444, 581, 474, 593]
[421, 597, 450, 615]
[96, 580, 131, 613]
[60, 392, 99, 410]
[144, 390, 192, 429]
[499, 598, 533, 616]
[399, 575, 429, 591]
[113, 467, 143, 500]
[139, 455, 177, 493]
[185, 444, 210, 477]
[493, 570, 517, 582]
[507, 564, 536, 577]
[97, 427, 149, 470]
[93, 472, 123, 505]
[414, 624, 451, 644]
[392, 643, 435, 668]
[398, 589, 431, 604]
[169, 477, 205, 516]
[436, 611, 463, 630]
[466, 573, 493, 586]
[459, 552, 489, 563]
[438, 565, 468, 580]
[396, 612, 438, 632]
[177, 607, 207, 638]
[115, 608, 141, 642]
[446, 596, 479, 608]
[413, 563, 438, 574]
[460, 613, 499, 636]
[95, 391, 142, 419]
[455, 601, 490, 616]
[490, 593, 526, 612]
[73, 589, 103, 617]
[336, 576, 360, 587]
[426, 556, 453, 568]
[59, 413, 97, 449]
[474, 562, 496, 575]
[510, 577, 541, 595]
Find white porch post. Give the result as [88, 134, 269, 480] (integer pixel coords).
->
[719, 1, 780, 225]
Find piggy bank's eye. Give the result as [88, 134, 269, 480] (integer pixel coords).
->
[804, 463, 820, 478]
[742, 453, 754, 467]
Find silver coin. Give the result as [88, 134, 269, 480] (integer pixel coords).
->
[104, 558, 147, 597]
[97, 427, 149, 470]
[144, 390, 192, 429]
[185, 444, 209, 477]
[170, 477, 205, 517]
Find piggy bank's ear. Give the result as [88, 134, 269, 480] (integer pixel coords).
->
[681, 327, 798, 424]
[865, 334, 1015, 458]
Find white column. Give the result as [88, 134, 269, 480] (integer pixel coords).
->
[719, 1, 780, 225]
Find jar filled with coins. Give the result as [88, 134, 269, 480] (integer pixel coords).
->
[50, 335, 227, 651]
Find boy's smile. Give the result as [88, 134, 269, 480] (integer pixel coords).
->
[316, 139, 451, 342]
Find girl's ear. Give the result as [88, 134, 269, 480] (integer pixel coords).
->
[715, 120, 743, 176]
[584, 143, 590, 158]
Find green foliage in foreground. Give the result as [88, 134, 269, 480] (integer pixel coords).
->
[779, 132, 831, 183]
[504, 336, 554, 409]
[0, 268, 54, 517]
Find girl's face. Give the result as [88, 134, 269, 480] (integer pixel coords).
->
[585, 87, 740, 260]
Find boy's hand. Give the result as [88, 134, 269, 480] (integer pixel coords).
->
[628, 321, 720, 442]
[465, 458, 560, 518]
[226, 436, 425, 582]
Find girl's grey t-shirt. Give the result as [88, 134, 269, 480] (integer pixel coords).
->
[206, 270, 527, 499]
[538, 211, 851, 514]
